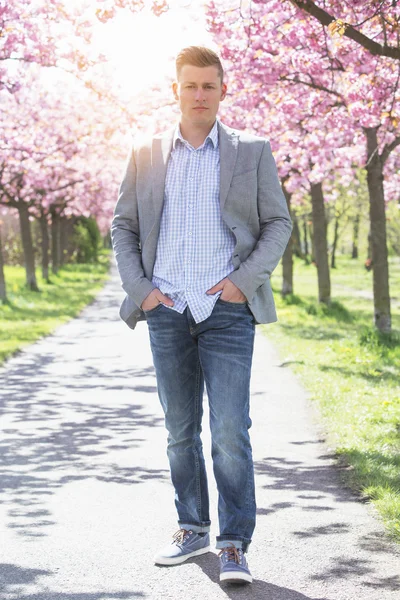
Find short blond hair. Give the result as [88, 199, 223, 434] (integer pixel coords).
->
[176, 46, 224, 84]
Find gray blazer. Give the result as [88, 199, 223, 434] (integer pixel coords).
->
[111, 121, 292, 330]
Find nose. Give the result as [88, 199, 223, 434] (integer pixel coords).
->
[194, 87, 205, 102]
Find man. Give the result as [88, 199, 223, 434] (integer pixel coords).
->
[111, 46, 292, 585]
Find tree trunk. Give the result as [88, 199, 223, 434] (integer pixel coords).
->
[60, 216, 68, 266]
[0, 224, 7, 301]
[364, 127, 391, 332]
[303, 216, 310, 262]
[331, 214, 340, 269]
[281, 185, 293, 296]
[103, 229, 112, 249]
[291, 212, 302, 258]
[39, 212, 50, 281]
[367, 230, 372, 261]
[18, 204, 39, 291]
[310, 182, 331, 304]
[51, 208, 60, 275]
[351, 213, 360, 259]
[309, 220, 315, 264]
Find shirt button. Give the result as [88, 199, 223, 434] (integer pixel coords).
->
[189, 232, 192, 236]
[186, 286, 190, 291]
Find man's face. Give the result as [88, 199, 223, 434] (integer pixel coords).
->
[173, 64, 227, 128]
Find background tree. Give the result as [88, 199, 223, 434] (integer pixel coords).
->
[207, 0, 400, 330]
[0, 220, 6, 301]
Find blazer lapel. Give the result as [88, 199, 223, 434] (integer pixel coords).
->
[151, 122, 239, 216]
[218, 121, 239, 210]
[151, 130, 174, 222]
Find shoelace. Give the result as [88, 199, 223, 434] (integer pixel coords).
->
[172, 528, 191, 545]
[218, 543, 242, 564]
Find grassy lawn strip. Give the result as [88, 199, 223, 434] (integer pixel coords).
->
[265, 256, 400, 541]
[0, 252, 110, 365]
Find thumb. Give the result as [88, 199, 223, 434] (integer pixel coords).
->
[206, 281, 224, 295]
[157, 290, 174, 306]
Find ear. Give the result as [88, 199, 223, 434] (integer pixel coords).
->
[172, 82, 179, 101]
[220, 83, 227, 101]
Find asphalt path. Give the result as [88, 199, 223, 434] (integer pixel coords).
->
[1, 266, 399, 600]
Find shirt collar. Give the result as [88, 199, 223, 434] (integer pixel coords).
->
[173, 119, 219, 150]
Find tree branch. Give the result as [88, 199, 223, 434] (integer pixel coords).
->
[280, 73, 344, 99]
[382, 135, 400, 165]
[288, 0, 400, 60]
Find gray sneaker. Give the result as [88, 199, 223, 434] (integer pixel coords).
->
[219, 544, 252, 584]
[154, 529, 211, 565]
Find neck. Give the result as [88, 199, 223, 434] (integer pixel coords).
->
[179, 120, 216, 149]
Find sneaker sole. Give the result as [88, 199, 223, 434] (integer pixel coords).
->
[154, 545, 211, 566]
[220, 571, 253, 584]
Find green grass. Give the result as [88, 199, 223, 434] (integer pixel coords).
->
[266, 255, 400, 541]
[0, 252, 110, 364]
[329, 255, 400, 294]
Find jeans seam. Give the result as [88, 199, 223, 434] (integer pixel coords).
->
[193, 359, 202, 521]
[244, 446, 255, 539]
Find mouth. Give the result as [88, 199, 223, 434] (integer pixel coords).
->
[193, 107, 208, 111]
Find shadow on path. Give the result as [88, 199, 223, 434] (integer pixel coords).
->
[194, 553, 330, 600]
[254, 454, 352, 508]
[0, 363, 165, 537]
[0, 279, 165, 539]
[0, 563, 145, 599]
[253, 454, 400, 592]
[310, 556, 400, 591]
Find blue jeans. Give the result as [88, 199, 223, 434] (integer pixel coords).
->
[145, 298, 256, 552]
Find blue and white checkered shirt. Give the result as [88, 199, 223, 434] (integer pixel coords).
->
[152, 120, 236, 323]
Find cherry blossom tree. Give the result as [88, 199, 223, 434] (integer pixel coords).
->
[1, 0, 179, 294]
[207, 0, 400, 331]
[0, 0, 104, 93]
[0, 219, 6, 300]
[0, 64, 132, 287]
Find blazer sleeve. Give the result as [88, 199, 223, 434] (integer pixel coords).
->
[228, 140, 292, 301]
[111, 146, 156, 309]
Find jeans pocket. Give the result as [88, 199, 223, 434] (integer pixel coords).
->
[144, 303, 163, 315]
[218, 298, 248, 307]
